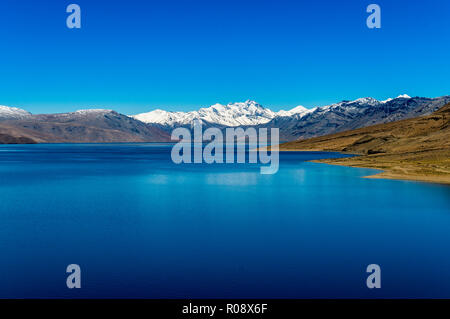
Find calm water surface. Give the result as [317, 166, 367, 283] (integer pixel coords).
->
[0, 144, 449, 298]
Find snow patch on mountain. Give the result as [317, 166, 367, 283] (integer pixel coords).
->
[75, 109, 114, 115]
[276, 105, 312, 117]
[0, 105, 32, 120]
[381, 94, 411, 103]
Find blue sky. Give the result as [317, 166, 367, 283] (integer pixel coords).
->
[0, 0, 449, 114]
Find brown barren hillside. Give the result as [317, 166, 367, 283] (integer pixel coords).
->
[0, 110, 171, 143]
[280, 103, 450, 184]
[0, 132, 37, 144]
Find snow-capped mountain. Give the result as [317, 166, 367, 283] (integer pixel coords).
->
[131, 95, 425, 131]
[132, 100, 314, 127]
[276, 105, 312, 117]
[0, 105, 32, 120]
[381, 94, 411, 103]
[259, 95, 450, 141]
[133, 100, 277, 127]
[1, 94, 448, 143]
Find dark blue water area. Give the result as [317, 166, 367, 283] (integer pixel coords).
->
[0, 144, 449, 298]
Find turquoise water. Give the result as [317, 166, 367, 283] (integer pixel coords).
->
[0, 144, 449, 298]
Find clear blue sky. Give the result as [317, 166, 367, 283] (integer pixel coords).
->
[0, 0, 449, 114]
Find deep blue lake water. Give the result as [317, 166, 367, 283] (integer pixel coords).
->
[0, 144, 449, 298]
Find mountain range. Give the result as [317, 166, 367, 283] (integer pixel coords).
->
[258, 95, 450, 140]
[133, 100, 310, 127]
[0, 94, 449, 143]
[132, 95, 450, 140]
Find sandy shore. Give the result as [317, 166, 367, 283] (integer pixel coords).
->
[307, 152, 450, 185]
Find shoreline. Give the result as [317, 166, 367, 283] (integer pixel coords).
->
[279, 149, 450, 185]
[313, 158, 450, 186]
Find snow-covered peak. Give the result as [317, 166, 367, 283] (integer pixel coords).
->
[0, 105, 32, 120]
[381, 94, 411, 103]
[133, 100, 277, 127]
[289, 105, 308, 114]
[352, 97, 380, 105]
[276, 105, 311, 117]
[133, 109, 187, 125]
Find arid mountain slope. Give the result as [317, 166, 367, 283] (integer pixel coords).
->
[0, 132, 36, 144]
[280, 103, 450, 184]
[262, 95, 450, 141]
[0, 110, 171, 143]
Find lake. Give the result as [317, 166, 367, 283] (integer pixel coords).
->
[0, 144, 449, 298]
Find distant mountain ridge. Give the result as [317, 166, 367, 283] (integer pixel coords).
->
[132, 94, 450, 141]
[131, 95, 415, 128]
[0, 109, 170, 143]
[0, 94, 449, 143]
[257, 95, 450, 141]
[132, 100, 310, 127]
